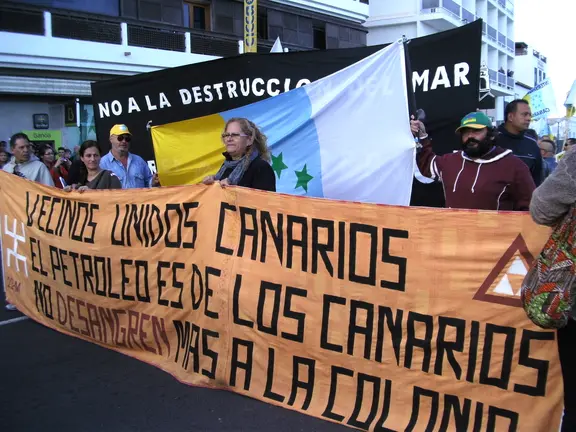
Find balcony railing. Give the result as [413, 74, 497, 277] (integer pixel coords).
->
[488, 69, 514, 90]
[507, 38, 515, 53]
[52, 12, 122, 45]
[256, 39, 309, 53]
[442, 0, 461, 17]
[487, 25, 497, 42]
[462, 7, 475, 23]
[0, 5, 44, 35]
[0, 2, 314, 59]
[128, 24, 186, 52]
[422, 0, 441, 9]
[507, 76, 515, 89]
[493, 0, 514, 15]
[421, 0, 471, 21]
[489, 69, 497, 83]
[497, 31, 506, 47]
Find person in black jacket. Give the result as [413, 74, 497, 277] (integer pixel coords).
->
[66, 157, 84, 188]
[496, 99, 544, 186]
[202, 117, 276, 192]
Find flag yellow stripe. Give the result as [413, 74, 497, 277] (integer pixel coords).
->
[151, 114, 226, 186]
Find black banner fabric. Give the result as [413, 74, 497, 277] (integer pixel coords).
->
[91, 21, 482, 207]
[405, 22, 482, 207]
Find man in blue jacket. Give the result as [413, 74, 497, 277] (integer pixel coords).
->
[496, 99, 544, 186]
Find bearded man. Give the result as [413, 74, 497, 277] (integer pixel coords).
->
[412, 111, 535, 211]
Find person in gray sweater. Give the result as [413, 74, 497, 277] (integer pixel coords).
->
[3, 133, 54, 311]
[530, 146, 576, 432]
[531, 145, 576, 225]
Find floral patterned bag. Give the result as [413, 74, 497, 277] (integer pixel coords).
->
[521, 206, 576, 329]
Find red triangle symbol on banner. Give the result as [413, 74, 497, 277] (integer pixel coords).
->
[473, 234, 536, 308]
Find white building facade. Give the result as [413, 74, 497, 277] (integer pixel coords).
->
[270, 0, 369, 23]
[365, 0, 516, 122]
[0, 0, 369, 148]
[513, 41, 549, 98]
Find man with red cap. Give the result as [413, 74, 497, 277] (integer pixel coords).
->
[412, 111, 535, 211]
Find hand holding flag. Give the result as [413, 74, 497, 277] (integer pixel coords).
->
[565, 80, 576, 118]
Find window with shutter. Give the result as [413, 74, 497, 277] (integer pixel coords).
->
[185, 1, 211, 30]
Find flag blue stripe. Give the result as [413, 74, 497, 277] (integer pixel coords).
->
[221, 88, 324, 197]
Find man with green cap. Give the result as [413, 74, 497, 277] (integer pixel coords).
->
[411, 111, 536, 211]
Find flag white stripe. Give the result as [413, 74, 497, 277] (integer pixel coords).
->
[305, 42, 414, 205]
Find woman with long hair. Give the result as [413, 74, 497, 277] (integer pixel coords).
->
[0, 149, 9, 169]
[38, 144, 70, 188]
[68, 140, 121, 191]
[202, 118, 276, 191]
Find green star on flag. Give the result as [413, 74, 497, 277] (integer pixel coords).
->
[294, 164, 314, 193]
[271, 153, 288, 178]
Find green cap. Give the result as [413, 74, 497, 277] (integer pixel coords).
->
[456, 112, 493, 132]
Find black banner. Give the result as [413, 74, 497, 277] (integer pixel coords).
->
[91, 21, 482, 207]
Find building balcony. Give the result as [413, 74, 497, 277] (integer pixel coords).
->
[420, 0, 465, 31]
[489, 69, 497, 82]
[461, 7, 475, 24]
[487, 25, 497, 43]
[497, 31, 506, 48]
[0, 3, 313, 77]
[506, 38, 514, 53]
[421, 0, 461, 17]
[269, 0, 369, 23]
[532, 49, 548, 63]
[481, 23, 513, 56]
[489, 68, 515, 95]
[507, 76, 515, 89]
[490, 0, 515, 16]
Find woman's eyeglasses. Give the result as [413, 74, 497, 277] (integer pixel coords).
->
[221, 133, 248, 140]
[117, 135, 132, 142]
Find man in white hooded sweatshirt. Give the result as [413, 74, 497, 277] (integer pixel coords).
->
[2, 133, 53, 310]
[3, 133, 54, 186]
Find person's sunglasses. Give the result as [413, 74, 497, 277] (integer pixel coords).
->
[117, 135, 132, 142]
[221, 132, 249, 140]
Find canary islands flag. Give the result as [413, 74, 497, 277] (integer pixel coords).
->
[523, 78, 557, 120]
[151, 41, 415, 205]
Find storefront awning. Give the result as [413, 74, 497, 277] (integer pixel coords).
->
[0, 76, 91, 96]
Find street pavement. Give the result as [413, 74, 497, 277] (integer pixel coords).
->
[0, 288, 349, 432]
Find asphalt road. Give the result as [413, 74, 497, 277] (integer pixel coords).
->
[0, 288, 349, 432]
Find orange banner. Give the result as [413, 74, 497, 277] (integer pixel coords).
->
[0, 171, 562, 431]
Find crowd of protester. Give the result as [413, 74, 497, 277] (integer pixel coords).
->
[0, 118, 275, 192]
[412, 99, 574, 431]
[1, 102, 575, 430]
